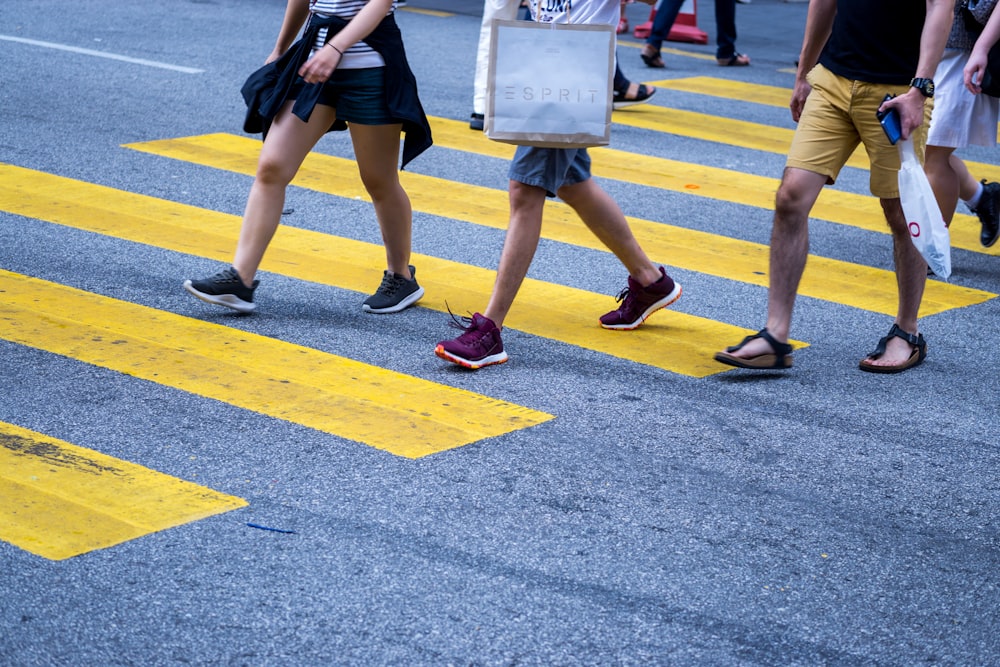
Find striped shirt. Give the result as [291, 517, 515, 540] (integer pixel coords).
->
[309, 0, 397, 68]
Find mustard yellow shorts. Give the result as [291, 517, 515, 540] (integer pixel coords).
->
[786, 64, 932, 199]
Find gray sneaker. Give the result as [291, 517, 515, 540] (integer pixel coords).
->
[362, 265, 424, 313]
[183, 266, 258, 313]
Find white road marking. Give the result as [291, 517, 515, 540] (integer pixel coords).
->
[0, 35, 204, 74]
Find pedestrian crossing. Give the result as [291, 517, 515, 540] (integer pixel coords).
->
[0, 163, 763, 378]
[0, 421, 247, 560]
[3, 74, 997, 559]
[0, 268, 554, 459]
[123, 128, 994, 315]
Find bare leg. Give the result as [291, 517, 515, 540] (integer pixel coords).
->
[232, 102, 337, 285]
[349, 122, 413, 278]
[557, 178, 661, 286]
[861, 198, 927, 368]
[482, 181, 548, 328]
[721, 167, 826, 359]
[924, 144, 959, 225]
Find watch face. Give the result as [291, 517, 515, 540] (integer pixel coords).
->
[912, 78, 934, 97]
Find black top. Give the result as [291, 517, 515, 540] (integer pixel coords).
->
[241, 12, 433, 170]
[819, 0, 927, 85]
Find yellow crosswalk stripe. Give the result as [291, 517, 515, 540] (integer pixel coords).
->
[122, 132, 995, 317]
[0, 421, 247, 560]
[648, 76, 1000, 214]
[656, 77, 793, 108]
[0, 269, 553, 458]
[0, 163, 765, 377]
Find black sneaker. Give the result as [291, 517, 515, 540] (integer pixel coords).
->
[974, 179, 1000, 247]
[469, 113, 484, 131]
[363, 265, 424, 313]
[183, 266, 258, 313]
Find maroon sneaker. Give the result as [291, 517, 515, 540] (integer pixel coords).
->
[599, 266, 682, 330]
[435, 313, 508, 369]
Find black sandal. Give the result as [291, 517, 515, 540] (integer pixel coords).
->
[714, 328, 793, 370]
[640, 48, 666, 69]
[613, 83, 655, 109]
[859, 324, 927, 374]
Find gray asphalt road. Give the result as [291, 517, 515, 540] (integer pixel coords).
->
[1, 0, 998, 665]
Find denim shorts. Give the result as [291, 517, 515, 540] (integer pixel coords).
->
[508, 145, 592, 198]
[292, 67, 397, 125]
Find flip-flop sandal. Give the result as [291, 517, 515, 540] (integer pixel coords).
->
[641, 50, 666, 68]
[858, 323, 927, 373]
[717, 52, 751, 67]
[714, 327, 793, 370]
[613, 83, 656, 109]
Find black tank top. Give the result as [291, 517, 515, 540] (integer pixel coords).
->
[819, 0, 927, 85]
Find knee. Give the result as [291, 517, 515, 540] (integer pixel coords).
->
[255, 155, 294, 187]
[359, 170, 401, 202]
[773, 182, 810, 222]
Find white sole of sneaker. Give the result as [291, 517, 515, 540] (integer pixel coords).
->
[183, 280, 256, 314]
[434, 345, 509, 370]
[600, 283, 682, 331]
[362, 286, 425, 314]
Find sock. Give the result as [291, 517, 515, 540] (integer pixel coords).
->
[965, 181, 984, 212]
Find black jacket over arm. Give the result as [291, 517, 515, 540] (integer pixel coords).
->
[241, 11, 432, 170]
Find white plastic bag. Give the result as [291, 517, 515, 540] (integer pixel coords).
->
[898, 138, 952, 279]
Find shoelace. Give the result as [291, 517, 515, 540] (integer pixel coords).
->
[375, 272, 406, 296]
[210, 268, 242, 285]
[444, 304, 476, 332]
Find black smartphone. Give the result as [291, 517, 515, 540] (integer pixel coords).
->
[876, 93, 902, 145]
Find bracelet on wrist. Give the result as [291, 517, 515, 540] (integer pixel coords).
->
[326, 43, 343, 56]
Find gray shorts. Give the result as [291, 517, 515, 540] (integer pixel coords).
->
[507, 145, 592, 197]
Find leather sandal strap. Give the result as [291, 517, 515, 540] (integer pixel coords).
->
[726, 327, 792, 358]
[868, 324, 925, 359]
[756, 328, 793, 358]
[887, 323, 921, 348]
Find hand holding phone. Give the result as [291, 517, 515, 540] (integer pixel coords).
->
[876, 93, 902, 145]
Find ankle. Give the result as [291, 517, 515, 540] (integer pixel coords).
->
[232, 266, 254, 289]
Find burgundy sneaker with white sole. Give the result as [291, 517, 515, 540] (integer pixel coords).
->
[435, 313, 508, 369]
[599, 266, 681, 330]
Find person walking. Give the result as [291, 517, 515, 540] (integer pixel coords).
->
[923, 0, 1000, 248]
[714, 0, 953, 374]
[965, 0, 1000, 246]
[437, 0, 680, 370]
[640, 0, 750, 69]
[184, 0, 432, 314]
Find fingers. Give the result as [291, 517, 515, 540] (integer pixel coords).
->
[964, 66, 984, 94]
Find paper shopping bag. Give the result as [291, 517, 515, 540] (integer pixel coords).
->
[898, 138, 952, 280]
[485, 19, 615, 148]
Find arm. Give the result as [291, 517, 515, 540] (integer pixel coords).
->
[965, 6, 1000, 93]
[880, 0, 953, 139]
[299, 0, 395, 84]
[268, 0, 311, 64]
[790, 0, 836, 123]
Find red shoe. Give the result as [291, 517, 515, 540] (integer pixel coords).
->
[617, 16, 629, 35]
